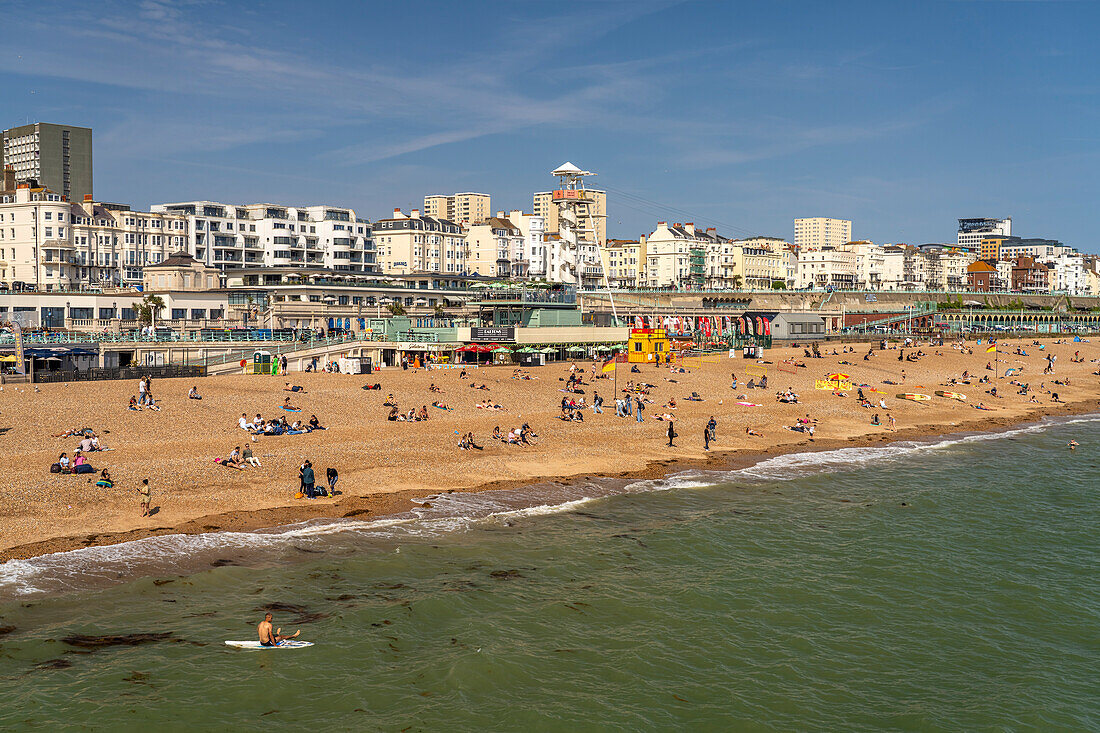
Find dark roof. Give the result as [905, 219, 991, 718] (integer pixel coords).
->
[145, 252, 202, 268]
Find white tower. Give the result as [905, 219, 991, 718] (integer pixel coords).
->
[550, 162, 601, 286]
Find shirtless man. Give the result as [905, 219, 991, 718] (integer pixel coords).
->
[257, 613, 300, 647]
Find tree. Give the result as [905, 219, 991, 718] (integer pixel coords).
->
[388, 301, 406, 316]
[771, 280, 787, 290]
[433, 304, 445, 319]
[135, 294, 165, 325]
[729, 275, 743, 290]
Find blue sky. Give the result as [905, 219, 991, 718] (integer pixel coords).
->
[3, 0, 1098, 249]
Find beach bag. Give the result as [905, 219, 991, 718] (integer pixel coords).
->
[295, 491, 304, 499]
[50, 463, 62, 473]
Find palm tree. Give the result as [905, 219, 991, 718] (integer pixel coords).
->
[136, 294, 165, 325]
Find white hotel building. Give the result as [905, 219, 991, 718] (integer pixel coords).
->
[0, 183, 188, 290]
[150, 201, 376, 273]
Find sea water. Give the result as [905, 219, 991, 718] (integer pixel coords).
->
[0, 417, 1097, 731]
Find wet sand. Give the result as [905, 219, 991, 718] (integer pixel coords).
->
[2, 337, 1097, 561]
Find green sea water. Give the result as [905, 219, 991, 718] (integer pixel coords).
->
[0, 416, 1097, 731]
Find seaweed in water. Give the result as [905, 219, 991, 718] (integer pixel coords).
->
[35, 658, 73, 671]
[61, 633, 174, 648]
[0, 625, 16, 638]
[210, 559, 238, 567]
[489, 569, 524, 580]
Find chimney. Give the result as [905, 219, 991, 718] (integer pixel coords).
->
[706, 227, 715, 233]
[410, 208, 420, 219]
[2, 165, 14, 191]
[657, 221, 667, 227]
[393, 207, 402, 217]
[84, 194, 93, 202]
[684, 222, 695, 236]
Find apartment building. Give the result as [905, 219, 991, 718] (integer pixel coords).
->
[729, 237, 785, 289]
[1011, 256, 1049, 293]
[533, 188, 606, 246]
[2, 123, 93, 203]
[150, 201, 375, 273]
[644, 222, 730, 289]
[957, 217, 1011, 253]
[794, 217, 851, 251]
[600, 237, 646, 288]
[423, 192, 491, 225]
[796, 246, 858, 289]
[372, 208, 465, 275]
[464, 215, 527, 278]
[0, 182, 188, 290]
[505, 210, 548, 279]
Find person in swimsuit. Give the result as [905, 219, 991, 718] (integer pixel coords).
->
[257, 613, 301, 647]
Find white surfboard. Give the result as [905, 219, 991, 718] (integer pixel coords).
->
[225, 640, 313, 649]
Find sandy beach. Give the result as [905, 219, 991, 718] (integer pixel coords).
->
[1, 336, 1097, 561]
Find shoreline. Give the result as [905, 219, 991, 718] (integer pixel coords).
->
[4, 395, 1096, 564]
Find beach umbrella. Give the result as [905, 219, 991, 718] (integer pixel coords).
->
[491, 346, 511, 353]
[595, 344, 611, 351]
[517, 346, 538, 353]
[567, 345, 586, 353]
[0, 355, 16, 362]
[540, 347, 557, 354]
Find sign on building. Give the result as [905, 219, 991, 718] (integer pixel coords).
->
[470, 327, 516, 342]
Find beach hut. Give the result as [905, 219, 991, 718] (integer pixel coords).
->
[251, 350, 273, 375]
[627, 328, 669, 363]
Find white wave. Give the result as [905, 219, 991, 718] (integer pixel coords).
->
[3, 412, 1095, 598]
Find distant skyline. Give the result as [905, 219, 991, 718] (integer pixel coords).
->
[3, 0, 1098, 250]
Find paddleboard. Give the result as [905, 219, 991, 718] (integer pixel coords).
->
[225, 640, 313, 650]
[934, 390, 967, 401]
[896, 393, 931, 401]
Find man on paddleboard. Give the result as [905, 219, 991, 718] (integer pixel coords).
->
[258, 613, 301, 647]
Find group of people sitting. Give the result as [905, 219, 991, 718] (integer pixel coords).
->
[491, 424, 538, 446]
[388, 405, 430, 421]
[217, 444, 262, 470]
[239, 412, 324, 435]
[776, 388, 800, 403]
[131, 376, 161, 410]
[457, 432, 483, 450]
[559, 394, 588, 421]
[51, 449, 97, 474]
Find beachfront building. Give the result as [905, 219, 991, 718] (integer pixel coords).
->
[506, 210, 549, 279]
[795, 245, 858, 290]
[600, 237, 646, 288]
[729, 237, 785, 289]
[2, 122, 94, 203]
[372, 208, 465, 275]
[644, 222, 731, 289]
[150, 200, 375, 274]
[1048, 252, 1088, 295]
[463, 215, 527, 278]
[794, 217, 851, 251]
[782, 246, 797, 288]
[957, 217, 1011, 254]
[967, 260, 999, 291]
[1011, 256, 1050, 293]
[844, 240, 884, 289]
[423, 192, 491, 225]
[0, 177, 189, 290]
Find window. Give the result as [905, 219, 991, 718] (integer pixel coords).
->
[172, 308, 187, 319]
[191, 309, 206, 319]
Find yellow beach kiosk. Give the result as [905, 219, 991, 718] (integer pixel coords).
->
[627, 328, 669, 363]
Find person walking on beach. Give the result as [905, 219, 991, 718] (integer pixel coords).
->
[706, 416, 717, 444]
[667, 418, 676, 447]
[138, 478, 151, 517]
[887, 414, 896, 432]
[635, 397, 644, 423]
[593, 391, 603, 414]
[703, 423, 710, 451]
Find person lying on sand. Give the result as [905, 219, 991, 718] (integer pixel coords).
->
[284, 382, 306, 393]
[258, 613, 300, 647]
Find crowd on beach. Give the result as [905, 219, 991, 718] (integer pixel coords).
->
[21, 331, 1095, 548]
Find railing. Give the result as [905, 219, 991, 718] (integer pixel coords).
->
[33, 364, 207, 383]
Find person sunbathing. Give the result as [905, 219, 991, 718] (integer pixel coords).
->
[283, 397, 300, 411]
[387, 407, 399, 421]
[745, 427, 763, 437]
[284, 382, 306, 393]
[432, 400, 453, 411]
[95, 468, 114, 488]
[429, 383, 443, 393]
[128, 396, 142, 411]
[383, 394, 397, 406]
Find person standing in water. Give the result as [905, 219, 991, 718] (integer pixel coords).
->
[257, 612, 300, 647]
